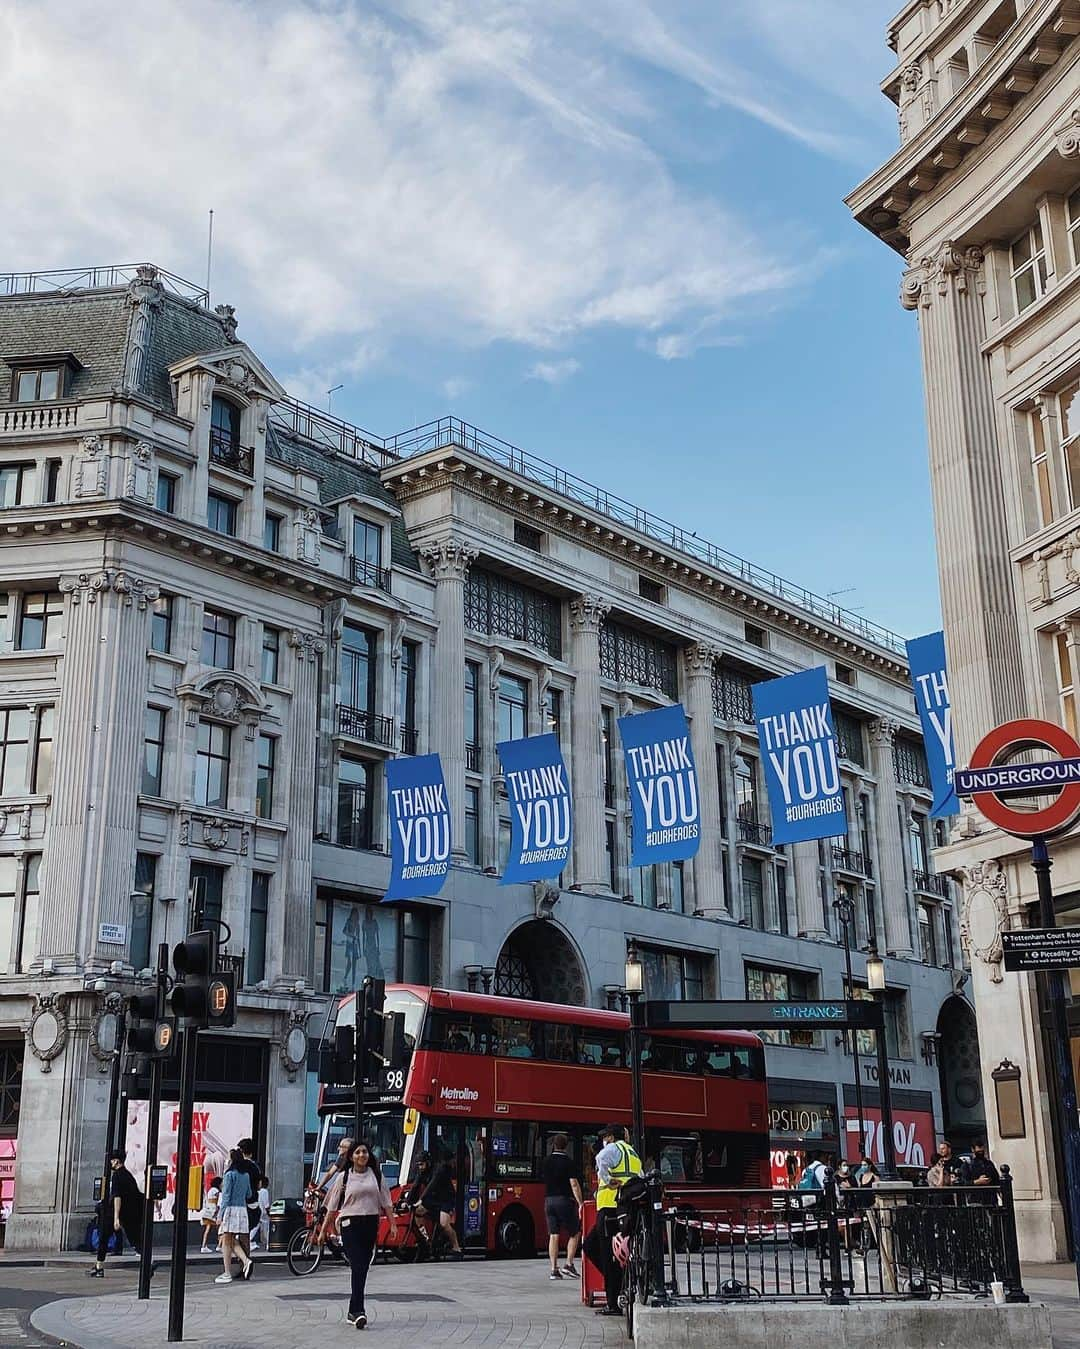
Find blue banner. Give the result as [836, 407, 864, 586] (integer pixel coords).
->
[618, 704, 700, 864]
[497, 732, 572, 884]
[752, 667, 847, 845]
[384, 753, 450, 901]
[905, 631, 959, 818]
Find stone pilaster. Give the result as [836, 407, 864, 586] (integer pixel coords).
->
[37, 570, 158, 971]
[793, 841, 827, 939]
[868, 717, 914, 958]
[422, 540, 477, 857]
[901, 243, 1025, 761]
[274, 628, 324, 985]
[569, 596, 610, 891]
[684, 644, 729, 917]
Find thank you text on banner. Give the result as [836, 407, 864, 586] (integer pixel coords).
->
[618, 704, 700, 864]
[905, 630, 958, 818]
[497, 732, 572, 884]
[385, 754, 451, 901]
[753, 667, 847, 845]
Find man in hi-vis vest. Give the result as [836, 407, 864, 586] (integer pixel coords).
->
[589, 1124, 642, 1315]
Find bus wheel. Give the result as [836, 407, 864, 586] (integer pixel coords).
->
[495, 1207, 534, 1258]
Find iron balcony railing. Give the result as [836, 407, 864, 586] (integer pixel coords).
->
[218, 950, 245, 989]
[465, 742, 482, 773]
[268, 398, 395, 471]
[350, 556, 392, 593]
[738, 816, 772, 847]
[832, 846, 873, 877]
[400, 725, 418, 756]
[337, 706, 395, 747]
[209, 427, 253, 476]
[0, 263, 210, 306]
[913, 868, 949, 897]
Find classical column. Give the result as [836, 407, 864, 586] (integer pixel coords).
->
[37, 569, 159, 971]
[793, 841, 828, 940]
[901, 244, 1025, 762]
[868, 718, 914, 958]
[422, 540, 477, 858]
[275, 629, 325, 985]
[684, 644, 729, 918]
[569, 596, 609, 891]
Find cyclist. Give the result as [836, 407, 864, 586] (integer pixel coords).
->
[409, 1150, 463, 1260]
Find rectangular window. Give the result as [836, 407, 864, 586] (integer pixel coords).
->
[1055, 630, 1076, 736]
[465, 660, 481, 765]
[0, 856, 15, 974]
[0, 464, 30, 507]
[18, 853, 41, 972]
[353, 518, 383, 568]
[465, 784, 480, 864]
[744, 622, 767, 648]
[1030, 411, 1054, 528]
[1060, 382, 1080, 512]
[498, 815, 512, 872]
[835, 662, 854, 686]
[263, 512, 282, 552]
[201, 608, 235, 670]
[746, 964, 820, 1047]
[497, 674, 528, 743]
[261, 625, 280, 684]
[640, 944, 707, 1000]
[207, 491, 238, 537]
[605, 819, 617, 892]
[1011, 219, 1049, 314]
[255, 734, 276, 819]
[741, 856, 765, 928]
[399, 640, 418, 750]
[150, 594, 173, 654]
[909, 815, 929, 874]
[155, 471, 178, 515]
[337, 757, 374, 848]
[340, 624, 376, 714]
[716, 744, 727, 837]
[0, 708, 29, 796]
[189, 860, 225, 929]
[464, 567, 562, 658]
[31, 705, 53, 794]
[142, 707, 167, 797]
[546, 687, 562, 745]
[638, 575, 664, 603]
[670, 860, 685, 914]
[776, 864, 789, 935]
[402, 909, 431, 984]
[919, 903, 939, 966]
[514, 521, 544, 552]
[43, 459, 61, 503]
[195, 719, 231, 808]
[131, 853, 156, 972]
[17, 591, 63, 650]
[248, 872, 270, 985]
[13, 367, 61, 402]
[599, 620, 678, 698]
[630, 829, 658, 907]
[602, 706, 615, 807]
[1069, 186, 1080, 268]
[734, 757, 758, 826]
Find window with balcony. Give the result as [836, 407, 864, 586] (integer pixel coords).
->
[248, 871, 270, 985]
[893, 736, 930, 788]
[734, 756, 763, 840]
[339, 623, 379, 740]
[142, 706, 167, 797]
[497, 674, 528, 744]
[465, 567, 561, 657]
[352, 518, 389, 590]
[156, 471, 178, 515]
[201, 608, 235, 669]
[1056, 630, 1078, 737]
[12, 366, 62, 402]
[263, 512, 282, 552]
[255, 734, 276, 819]
[207, 491, 238, 537]
[465, 660, 481, 770]
[195, 719, 231, 808]
[131, 853, 156, 973]
[746, 964, 819, 1047]
[0, 709, 29, 797]
[151, 594, 173, 654]
[1011, 220, 1049, 314]
[17, 591, 63, 650]
[1069, 187, 1080, 268]
[32, 705, 53, 794]
[465, 784, 480, 864]
[713, 665, 755, 723]
[210, 395, 244, 469]
[0, 464, 31, 507]
[399, 640, 418, 753]
[599, 620, 677, 698]
[337, 756, 374, 848]
[260, 625, 280, 684]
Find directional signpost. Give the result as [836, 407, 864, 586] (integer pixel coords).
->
[957, 717, 1080, 1295]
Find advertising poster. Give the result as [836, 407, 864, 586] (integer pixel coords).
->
[125, 1099, 254, 1221]
[905, 630, 959, 818]
[752, 667, 847, 845]
[617, 704, 700, 864]
[385, 754, 450, 901]
[842, 1106, 933, 1168]
[496, 732, 572, 884]
[328, 902, 397, 995]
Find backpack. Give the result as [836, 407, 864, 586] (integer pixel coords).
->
[798, 1165, 822, 1192]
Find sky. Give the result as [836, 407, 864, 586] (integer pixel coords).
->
[0, 0, 937, 639]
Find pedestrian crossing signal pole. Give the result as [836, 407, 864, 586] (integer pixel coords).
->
[136, 942, 174, 1300]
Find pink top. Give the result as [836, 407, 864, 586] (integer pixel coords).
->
[328, 1166, 394, 1220]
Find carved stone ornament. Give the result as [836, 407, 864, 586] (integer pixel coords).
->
[113, 570, 160, 611]
[280, 1008, 311, 1077]
[421, 539, 478, 582]
[960, 859, 1008, 984]
[488, 647, 505, 695]
[178, 810, 250, 857]
[286, 629, 327, 662]
[124, 441, 155, 504]
[533, 880, 560, 921]
[180, 672, 267, 730]
[901, 62, 921, 91]
[26, 992, 69, 1072]
[901, 242, 985, 310]
[215, 303, 239, 340]
[75, 435, 109, 497]
[59, 569, 113, 605]
[685, 642, 719, 678]
[88, 993, 126, 1072]
[868, 716, 900, 748]
[1056, 109, 1080, 160]
[568, 595, 609, 634]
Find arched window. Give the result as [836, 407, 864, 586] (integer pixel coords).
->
[210, 396, 242, 468]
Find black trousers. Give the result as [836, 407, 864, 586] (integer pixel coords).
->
[340, 1215, 379, 1317]
[598, 1211, 622, 1311]
[95, 1206, 141, 1262]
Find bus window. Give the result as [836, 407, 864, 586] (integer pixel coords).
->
[645, 1133, 699, 1183]
[492, 1018, 535, 1058]
[702, 1046, 733, 1075]
[544, 1023, 575, 1063]
[423, 1012, 493, 1054]
[578, 1031, 622, 1068]
[700, 1130, 768, 1185]
[491, 1121, 538, 1178]
[733, 1048, 753, 1077]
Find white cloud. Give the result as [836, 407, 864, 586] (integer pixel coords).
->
[0, 0, 893, 375]
[442, 376, 472, 400]
[526, 358, 582, 384]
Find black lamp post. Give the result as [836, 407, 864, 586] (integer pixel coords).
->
[625, 939, 645, 1156]
[865, 942, 898, 1177]
[833, 895, 867, 1163]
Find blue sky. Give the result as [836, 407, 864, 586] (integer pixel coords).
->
[0, 0, 936, 638]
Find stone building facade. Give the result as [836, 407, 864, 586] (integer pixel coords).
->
[0, 264, 969, 1249]
[849, 0, 1080, 1261]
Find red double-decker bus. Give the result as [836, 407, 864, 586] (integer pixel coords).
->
[314, 985, 768, 1256]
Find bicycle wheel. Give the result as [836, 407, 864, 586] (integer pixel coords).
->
[286, 1227, 323, 1276]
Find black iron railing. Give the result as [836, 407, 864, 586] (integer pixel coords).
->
[646, 1176, 1026, 1307]
[913, 868, 948, 897]
[350, 556, 392, 592]
[465, 742, 482, 773]
[738, 816, 772, 847]
[0, 263, 210, 305]
[337, 706, 395, 746]
[218, 950, 245, 988]
[832, 847, 872, 877]
[209, 427, 253, 475]
[400, 725, 418, 755]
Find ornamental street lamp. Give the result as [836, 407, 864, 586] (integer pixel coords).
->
[625, 939, 646, 1156]
[832, 894, 867, 1163]
[865, 942, 898, 1177]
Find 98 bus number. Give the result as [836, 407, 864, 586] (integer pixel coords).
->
[383, 1069, 405, 1092]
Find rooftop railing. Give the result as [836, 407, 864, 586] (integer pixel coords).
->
[0, 263, 210, 306]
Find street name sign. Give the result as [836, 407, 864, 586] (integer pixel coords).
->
[1001, 928, 1080, 972]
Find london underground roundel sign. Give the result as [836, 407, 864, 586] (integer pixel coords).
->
[961, 718, 1080, 838]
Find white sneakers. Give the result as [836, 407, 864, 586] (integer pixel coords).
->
[214, 1273, 233, 1284]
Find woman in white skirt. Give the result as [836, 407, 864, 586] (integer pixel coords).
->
[215, 1150, 254, 1284]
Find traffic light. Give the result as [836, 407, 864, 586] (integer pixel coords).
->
[128, 988, 176, 1059]
[382, 1011, 406, 1071]
[362, 978, 386, 1058]
[318, 1023, 355, 1085]
[171, 931, 216, 1026]
[207, 970, 236, 1028]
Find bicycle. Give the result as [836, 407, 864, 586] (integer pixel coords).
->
[384, 1201, 455, 1263]
[619, 1171, 665, 1338]
[286, 1189, 349, 1277]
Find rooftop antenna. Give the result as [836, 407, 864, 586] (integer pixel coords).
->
[205, 209, 214, 300]
[327, 383, 343, 414]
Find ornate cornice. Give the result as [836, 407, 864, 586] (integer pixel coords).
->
[421, 538, 478, 581]
[1056, 108, 1080, 160]
[901, 241, 985, 310]
[287, 629, 327, 661]
[569, 595, 609, 635]
[685, 642, 719, 677]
